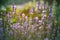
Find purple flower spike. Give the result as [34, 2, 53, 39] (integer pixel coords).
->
[42, 14, 46, 20]
[43, 4, 46, 10]
[49, 6, 52, 13]
[12, 4, 16, 11]
[23, 22, 28, 27]
[46, 24, 51, 30]
[36, 2, 40, 9]
[29, 7, 34, 14]
[11, 23, 20, 29]
[34, 17, 39, 23]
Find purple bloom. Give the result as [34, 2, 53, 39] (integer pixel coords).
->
[43, 4, 46, 10]
[49, 6, 52, 13]
[48, 13, 53, 18]
[46, 24, 51, 30]
[12, 4, 16, 11]
[11, 23, 20, 29]
[38, 20, 44, 25]
[9, 30, 13, 36]
[0, 27, 3, 33]
[34, 17, 39, 22]
[42, 14, 46, 20]
[23, 22, 28, 27]
[29, 7, 34, 14]
[36, 2, 40, 9]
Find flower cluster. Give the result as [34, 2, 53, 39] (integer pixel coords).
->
[5, 1, 55, 40]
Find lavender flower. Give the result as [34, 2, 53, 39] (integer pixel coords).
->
[36, 2, 40, 9]
[35, 2, 41, 13]
[34, 17, 39, 22]
[31, 25, 35, 33]
[29, 7, 34, 14]
[9, 30, 13, 36]
[11, 23, 20, 29]
[42, 14, 46, 20]
[23, 22, 28, 27]
[46, 24, 51, 30]
[43, 4, 46, 10]
[12, 4, 16, 11]
[38, 20, 44, 25]
[49, 6, 52, 13]
[0, 27, 3, 33]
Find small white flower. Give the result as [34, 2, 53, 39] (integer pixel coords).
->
[42, 10, 46, 13]
[39, 27, 42, 29]
[39, 20, 42, 23]
[39, 20, 44, 25]
[22, 13, 25, 17]
[25, 16, 28, 19]
[42, 14, 46, 20]
[35, 17, 38, 20]
[12, 12, 15, 14]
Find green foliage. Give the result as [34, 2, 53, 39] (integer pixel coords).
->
[6, 7, 12, 12]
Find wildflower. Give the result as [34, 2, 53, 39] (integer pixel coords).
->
[49, 6, 52, 13]
[43, 4, 46, 10]
[49, 13, 52, 17]
[12, 4, 16, 11]
[58, 26, 60, 30]
[25, 16, 28, 21]
[11, 23, 20, 29]
[35, 17, 38, 20]
[23, 22, 28, 27]
[42, 10, 46, 13]
[36, 2, 40, 9]
[9, 30, 13, 36]
[38, 20, 44, 25]
[29, 7, 34, 14]
[34, 17, 39, 22]
[35, 2, 41, 13]
[0, 27, 3, 33]
[42, 14, 46, 20]
[0, 18, 2, 25]
[46, 24, 51, 30]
